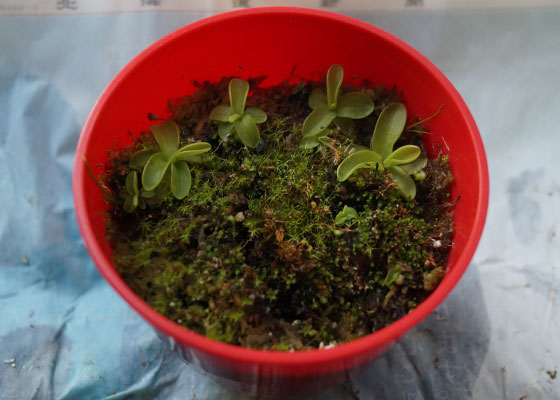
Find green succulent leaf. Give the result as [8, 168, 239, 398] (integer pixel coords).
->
[245, 107, 267, 124]
[150, 121, 180, 157]
[326, 64, 343, 109]
[209, 105, 233, 122]
[218, 122, 234, 139]
[400, 154, 427, 174]
[123, 195, 136, 213]
[129, 148, 156, 169]
[389, 165, 417, 200]
[170, 161, 191, 199]
[383, 145, 421, 168]
[173, 142, 212, 162]
[333, 116, 354, 132]
[141, 189, 155, 198]
[229, 78, 249, 116]
[383, 265, 401, 286]
[302, 104, 337, 136]
[125, 171, 139, 196]
[317, 135, 333, 146]
[334, 205, 358, 226]
[298, 135, 321, 149]
[336, 92, 374, 119]
[142, 152, 169, 191]
[308, 88, 327, 110]
[370, 102, 407, 158]
[336, 150, 383, 181]
[234, 113, 260, 148]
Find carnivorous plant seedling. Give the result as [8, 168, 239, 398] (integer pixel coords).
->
[129, 121, 211, 200]
[337, 103, 427, 199]
[120, 171, 154, 212]
[334, 205, 358, 226]
[209, 78, 267, 148]
[300, 64, 374, 149]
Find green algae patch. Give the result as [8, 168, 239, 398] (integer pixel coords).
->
[101, 76, 454, 351]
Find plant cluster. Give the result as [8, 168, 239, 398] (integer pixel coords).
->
[95, 66, 454, 350]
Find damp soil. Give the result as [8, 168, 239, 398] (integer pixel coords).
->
[103, 77, 455, 350]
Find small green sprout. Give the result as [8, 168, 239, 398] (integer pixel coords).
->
[300, 64, 374, 149]
[334, 205, 358, 226]
[382, 265, 401, 287]
[336, 103, 427, 199]
[130, 121, 211, 200]
[209, 78, 267, 148]
[120, 171, 155, 212]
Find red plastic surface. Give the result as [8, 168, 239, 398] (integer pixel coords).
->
[73, 7, 488, 398]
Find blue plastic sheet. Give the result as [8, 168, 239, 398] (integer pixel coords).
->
[1, 8, 559, 399]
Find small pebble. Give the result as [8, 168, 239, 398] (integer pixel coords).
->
[235, 212, 245, 223]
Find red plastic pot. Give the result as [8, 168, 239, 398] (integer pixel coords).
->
[73, 7, 488, 398]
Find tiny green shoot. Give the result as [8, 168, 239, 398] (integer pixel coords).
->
[336, 103, 426, 199]
[131, 121, 211, 200]
[209, 78, 267, 148]
[300, 64, 374, 149]
[382, 265, 401, 287]
[334, 205, 358, 226]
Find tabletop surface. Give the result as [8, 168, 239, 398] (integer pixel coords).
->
[0, 3, 559, 399]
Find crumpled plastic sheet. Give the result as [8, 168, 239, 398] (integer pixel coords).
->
[1, 8, 560, 400]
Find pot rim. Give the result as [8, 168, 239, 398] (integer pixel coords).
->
[73, 6, 489, 369]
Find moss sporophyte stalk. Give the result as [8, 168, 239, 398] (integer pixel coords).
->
[92, 65, 455, 350]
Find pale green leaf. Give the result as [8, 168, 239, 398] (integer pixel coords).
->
[229, 78, 249, 116]
[173, 142, 211, 162]
[234, 113, 260, 148]
[142, 152, 169, 191]
[123, 196, 136, 213]
[209, 105, 233, 122]
[336, 92, 374, 119]
[302, 105, 336, 136]
[141, 189, 155, 198]
[317, 135, 333, 146]
[383, 145, 421, 168]
[333, 116, 354, 132]
[125, 171, 138, 196]
[150, 121, 180, 157]
[336, 150, 383, 181]
[170, 161, 191, 199]
[218, 122, 234, 139]
[308, 88, 327, 110]
[245, 107, 267, 124]
[129, 148, 156, 169]
[334, 205, 358, 226]
[326, 64, 343, 109]
[389, 166, 417, 200]
[382, 265, 401, 286]
[177, 142, 212, 153]
[370, 103, 407, 158]
[399, 154, 427, 174]
[298, 135, 321, 149]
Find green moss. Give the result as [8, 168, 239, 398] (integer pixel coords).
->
[104, 79, 454, 350]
